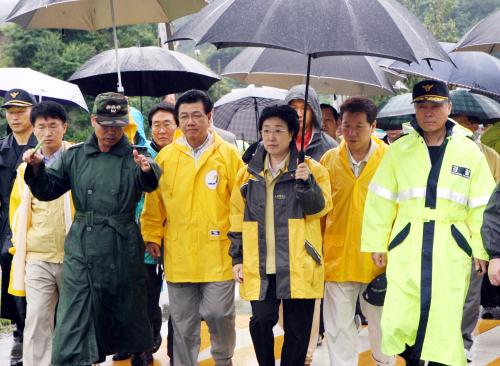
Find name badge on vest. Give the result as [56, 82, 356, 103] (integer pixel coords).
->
[451, 165, 471, 179]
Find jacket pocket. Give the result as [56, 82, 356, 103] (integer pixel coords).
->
[451, 224, 472, 257]
[388, 223, 411, 251]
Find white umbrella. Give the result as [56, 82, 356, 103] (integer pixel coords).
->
[0, 67, 88, 110]
[6, 0, 207, 93]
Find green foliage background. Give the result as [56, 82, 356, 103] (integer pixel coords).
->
[0, 0, 498, 139]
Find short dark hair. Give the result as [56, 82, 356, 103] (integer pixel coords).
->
[339, 97, 377, 125]
[30, 101, 67, 125]
[148, 102, 177, 127]
[259, 104, 300, 139]
[175, 89, 213, 117]
[320, 103, 339, 121]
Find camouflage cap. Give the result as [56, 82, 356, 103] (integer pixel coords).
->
[93, 92, 129, 127]
[1, 89, 37, 108]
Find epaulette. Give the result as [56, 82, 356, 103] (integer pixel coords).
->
[67, 142, 84, 150]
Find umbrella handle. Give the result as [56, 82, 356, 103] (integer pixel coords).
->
[299, 55, 312, 164]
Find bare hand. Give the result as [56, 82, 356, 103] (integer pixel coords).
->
[146, 242, 161, 258]
[474, 258, 488, 276]
[295, 162, 311, 181]
[133, 149, 151, 173]
[371, 252, 387, 268]
[22, 148, 43, 166]
[488, 258, 500, 286]
[233, 264, 243, 283]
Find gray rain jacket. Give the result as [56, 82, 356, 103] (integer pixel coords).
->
[285, 85, 338, 161]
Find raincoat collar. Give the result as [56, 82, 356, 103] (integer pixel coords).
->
[410, 118, 456, 140]
[0, 133, 37, 151]
[84, 133, 131, 157]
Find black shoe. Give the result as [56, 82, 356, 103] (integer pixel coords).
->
[112, 352, 131, 361]
[131, 353, 147, 366]
[10, 335, 23, 366]
[152, 334, 162, 354]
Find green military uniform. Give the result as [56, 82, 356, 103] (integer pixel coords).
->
[24, 93, 161, 365]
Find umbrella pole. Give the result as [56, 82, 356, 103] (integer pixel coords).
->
[253, 97, 259, 140]
[299, 55, 312, 163]
[110, 0, 124, 94]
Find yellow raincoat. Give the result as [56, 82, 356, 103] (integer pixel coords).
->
[141, 132, 243, 282]
[361, 121, 495, 365]
[228, 146, 331, 300]
[320, 137, 387, 283]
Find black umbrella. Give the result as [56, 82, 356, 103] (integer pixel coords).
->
[388, 43, 500, 98]
[170, 0, 451, 160]
[454, 10, 500, 55]
[68, 46, 220, 97]
[223, 48, 394, 96]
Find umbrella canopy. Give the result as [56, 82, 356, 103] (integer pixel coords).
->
[6, 0, 207, 93]
[222, 48, 394, 96]
[213, 85, 286, 142]
[171, 0, 450, 64]
[376, 93, 414, 128]
[6, 0, 206, 30]
[454, 10, 500, 54]
[170, 0, 450, 160]
[388, 42, 500, 98]
[0, 67, 88, 111]
[376, 90, 500, 128]
[69, 47, 220, 96]
[449, 89, 500, 122]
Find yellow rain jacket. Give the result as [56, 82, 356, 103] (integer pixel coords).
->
[320, 137, 387, 283]
[8, 142, 74, 296]
[141, 132, 243, 282]
[228, 146, 332, 301]
[361, 121, 495, 365]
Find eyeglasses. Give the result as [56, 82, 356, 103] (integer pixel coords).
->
[261, 129, 288, 136]
[152, 122, 177, 131]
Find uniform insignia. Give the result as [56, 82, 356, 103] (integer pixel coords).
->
[451, 165, 471, 179]
[10, 91, 19, 98]
[422, 84, 434, 92]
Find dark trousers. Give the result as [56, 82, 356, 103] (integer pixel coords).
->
[399, 345, 448, 366]
[145, 263, 163, 341]
[249, 275, 315, 366]
[481, 275, 500, 308]
[0, 251, 26, 338]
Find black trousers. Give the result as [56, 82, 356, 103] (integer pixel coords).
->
[481, 275, 500, 308]
[249, 275, 315, 366]
[145, 263, 163, 341]
[0, 251, 26, 338]
[399, 345, 448, 366]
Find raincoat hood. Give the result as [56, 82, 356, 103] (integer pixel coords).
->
[285, 84, 322, 129]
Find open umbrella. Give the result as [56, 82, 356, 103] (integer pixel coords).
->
[377, 90, 500, 129]
[388, 42, 500, 98]
[222, 48, 394, 96]
[6, 0, 207, 93]
[69, 46, 220, 96]
[454, 10, 500, 54]
[0, 67, 88, 110]
[213, 85, 286, 142]
[170, 0, 451, 160]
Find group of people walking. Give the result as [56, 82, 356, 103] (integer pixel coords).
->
[0, 78, 499, 366]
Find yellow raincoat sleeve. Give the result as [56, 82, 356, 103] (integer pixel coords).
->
[361, 148, 399, 253]
[8, 166, 25, 253]
[466, 153, 496, 260]
[141, 187, 166, 246]
[228, 167, 248, 265]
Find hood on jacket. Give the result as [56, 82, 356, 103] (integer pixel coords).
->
[285, 85, 322, 130]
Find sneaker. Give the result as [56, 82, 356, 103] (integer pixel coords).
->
[10, 336, 23, 366]
[112, 352, 131, 361]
